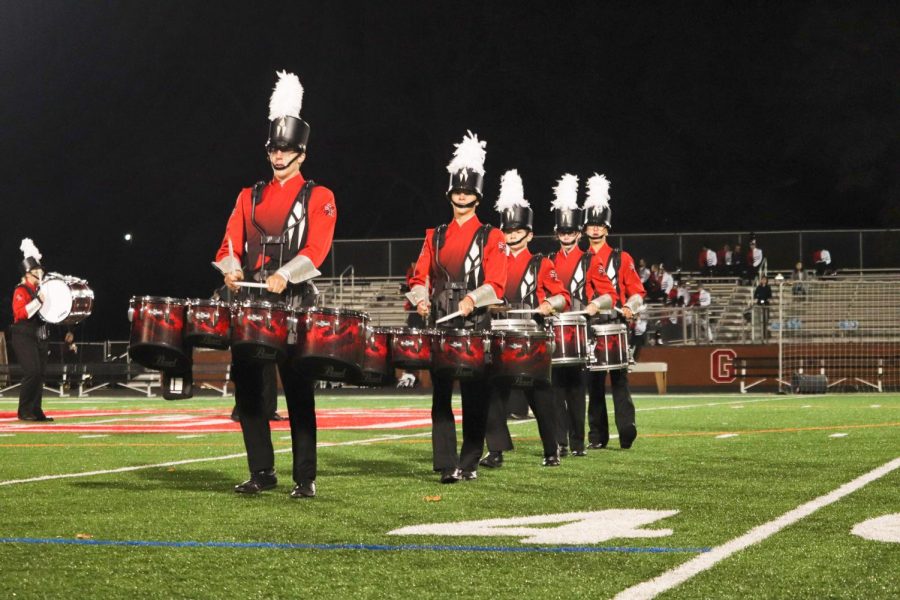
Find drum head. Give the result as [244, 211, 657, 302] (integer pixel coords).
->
[491, 319, 540, 331]
[38, 278, 73, 324]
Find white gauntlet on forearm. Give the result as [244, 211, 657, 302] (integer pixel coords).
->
[276, 255, 322, 284]
[591, 294, 613, 311]
[212, 256, 242, 275]
[405, 285, 429, 307]
[545, 294, 567, 313]
[624, 293, 644, 313]
[25, 298, 42, 318]
[466, 285, 501, 308]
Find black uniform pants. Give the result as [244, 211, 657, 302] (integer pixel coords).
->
[232, 363, 278, 420]
[586, 368, 637, 447]
[10, 327, 48, 418]
[431, 373, 489, 473]
[232, 353, 316, 483]
[485, 381, 559, 458]
[552, 366, 586, 452]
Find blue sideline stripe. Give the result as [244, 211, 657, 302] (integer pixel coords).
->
[0, 537, 709, 554]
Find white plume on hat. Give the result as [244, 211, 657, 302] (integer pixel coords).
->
[584, 173, 611, 210]
[268, 71, 304, 121]
[20, 238, 41, 261]
[550, 173, 580, 211]
[495, 169, 529, 211]
[446, 130, 487, 176]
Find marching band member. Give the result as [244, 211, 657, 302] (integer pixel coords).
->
[10, 239, 53, 422]
[213, 71, 336, 499]
[407, 131, 507, 483]
[480, 170, 570, 468]
[582, 174, 646, 450]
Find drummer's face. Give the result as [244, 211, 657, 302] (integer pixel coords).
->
[504, 229, 532, 249]
[557, 230, 580, 246]
[268, 147, 304, 180]
[27, 269, 43, 283]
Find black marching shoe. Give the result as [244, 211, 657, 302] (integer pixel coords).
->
[619, 426, 637, 449]
[440, 468, 462, 484]
[270, 413, 287, 422]
[19, 414, 54, 422]
[542, 454, 561, 467]
[587, 442, 607, 450]
[558, 445, 569, 458]
[571, 449, 587, 457]
[460, 470, 478, 481]
[290, 480, 316, 498]
[234, 469, 277, 494]
[478, 451, 504, 469]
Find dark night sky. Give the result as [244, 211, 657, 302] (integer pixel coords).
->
[1, 1, 898, 338]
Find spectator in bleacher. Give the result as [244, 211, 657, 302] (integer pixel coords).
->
[637, 258, 650, 283]
[658, 264, 674, 301]
[753, 275, 773, 341]
[812, 249, 832, 277]
[791, 261, 808, 297]
[748, 239, 764, 282]
[717, 243, 733, 276]
[692, 282, 713, 341]
[732, 242, 747, 281]
[630, 314, 647, 361]
[10, 238, 53, 422]
[698, 242, 717, 276]
[644, 263, 664, 303]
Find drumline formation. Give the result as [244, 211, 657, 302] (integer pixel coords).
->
[127, 295, 630, 388]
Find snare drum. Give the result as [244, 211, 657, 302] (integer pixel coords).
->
[39, 273, 94, 325]
[489, 321, 552, 388]
[432, 329, 487, 381]
[588, 323, 629, 372]
[390, 327, 434, 369]
[231, 300, 293, 363]
[128, 296, 190, 372]
[184, 299, 231, 350]
[546, 314, 588, 366]
[293, 307, 368, 381]
[354, 326, 395, 387]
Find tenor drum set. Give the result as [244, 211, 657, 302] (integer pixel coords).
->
[127, 296, 630, 387]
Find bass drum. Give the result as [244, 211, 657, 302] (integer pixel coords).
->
[128, 296, 190, 372]
[39, 274, 94, 325]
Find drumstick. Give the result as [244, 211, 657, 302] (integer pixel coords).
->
[506, 308, 540, 314]
[562, 310, 591, 316]
[435, 310, 462, 325]
[234, 281, 269, 289]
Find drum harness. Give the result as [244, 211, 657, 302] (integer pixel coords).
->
[247, 179, 319, 310]
[432, 222, 492, 331]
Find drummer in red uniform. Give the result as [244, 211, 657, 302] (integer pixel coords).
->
[407, 131, 507, 483]
[479, 170, 571, 468]
[10, 239, 53, 422]
[213, 71, 336, 499]
[582, 174, 646, 450]
[547, 175, 594, 456]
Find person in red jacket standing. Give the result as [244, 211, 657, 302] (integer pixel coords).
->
[480, 170, 570, 468]
[407, 131, 507, 483]
[10, 239, 53, 422]
[213, 72, 336, 499]
[582, 174, 646, 450]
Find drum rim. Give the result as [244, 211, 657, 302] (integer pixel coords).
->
[237, 300, 291, 310]
[298, 306, 369, 318]
[591, 323, 628, 333]
[491, 318, 540, 328]
[131, 295, 187, 304]
[435, 328, 487, 336]
[490, 329, 552, 339]
[186, 299, 230, 307]
[549, 314, 588, 324]
[391, 327, 436, 335]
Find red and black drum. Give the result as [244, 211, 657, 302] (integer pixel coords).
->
[489, 319, 552, 388]
[354, 326, 395, 387]
[293, 307, 368, 382]
[128, 296, 190, 372]
[231, 300, 293, 363]
[546, 313, 589, 366]
[390, 327, 433, 370]
[431, 329, 487, 380]
[588, 323, 629, 372]
[184, 299, 231, 350]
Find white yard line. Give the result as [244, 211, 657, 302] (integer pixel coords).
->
[0, 432, 432, 487]
[613, 456, 900, 600]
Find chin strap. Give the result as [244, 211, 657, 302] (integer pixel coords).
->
[270, 152, 303, 171]
[450, 198, 479, 209]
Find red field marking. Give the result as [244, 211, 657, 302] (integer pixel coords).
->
[0, 409, 452, 434]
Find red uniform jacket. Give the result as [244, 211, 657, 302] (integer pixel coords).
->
[12, 281, 40, 323]
[503, 248, 570, 310]
[588, 243, 646, 306]
[410, 215, 506, 303]
[216, 173, 336, 271]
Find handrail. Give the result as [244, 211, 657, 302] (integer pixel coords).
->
[338, 265, 355, 305]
